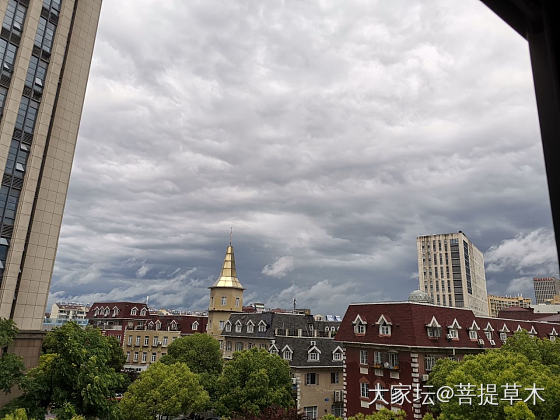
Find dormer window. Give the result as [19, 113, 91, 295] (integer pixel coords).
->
[376, 315, 392, 337]
[140, 308, 147, 317]
[247, 321, 254, 333]
[332, 346, 343, 361]
[308, 349, 320, 361]
[269, 344, 278, 355]
[282, 346, 293, 361]
[192, 321, 199, 331]
[170, 320, 177, 330]
[112, 307, 119, 317]
[352, 315, 367, 336]
[225, 321, 232, 332]
[235, 320, 242, 333]
[550, 328, 558, 341]
[426, 316, 442, 338]
[516, 325, 523, 332]
[258, 320, 267, 332]
[448, 328, 459, 340]
[155, 320, 161, 331]
[131, 307, 138, 316]
[529, 326, 537, 337]
[94, 308, 99, 316]
[500, 332, 507, 341]
[484, 323, 494, 340]
[469, 330, 477, 340]
[104, 307, 110, 316]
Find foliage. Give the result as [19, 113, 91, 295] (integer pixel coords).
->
[160, 333, 223, 398]
[0, 408, 31, 420]
[0, 318, 24, 394]
[18, 322, 126, 419]
[215, 347, 293, 417]
[501, 330, 560, 374]
[53, 402, 79, 420]
[344, 409, 407, 420]
[428, 343, 560, 419]
[119, 362, 209, 420]
[231, 406, 305, 419]
[503, 401, 536, 420]
[421, 413, 435, 420]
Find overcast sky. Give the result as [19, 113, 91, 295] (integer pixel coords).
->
[48, 0, 559, 315]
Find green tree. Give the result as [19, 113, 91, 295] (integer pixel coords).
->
[344, 409, 407, 420]
[215, 347, 293, 417]
[0, 408, 31, 420]
[0, 318, 25, 394]
[428, 349, 560, 419]
[119, 362, 209, 420]
[504, 401, 536, 420]
[160, 333, 222, 398]
[18, 322, 125, 419]
[501, 330, 560, 373]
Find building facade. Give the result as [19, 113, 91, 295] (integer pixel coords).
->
[417, 231, 489, 316]
[207, 242, 244, 338]
[43, 301, 88, 329]
[220, 311, 342, 418]
[335, 301, 560, 419]
[487, 294, 531, 317]
[533, 277, 560, 304]
[0, 0, 101, 376]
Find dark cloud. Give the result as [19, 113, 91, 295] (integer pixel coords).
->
[49, 0, 558, 315]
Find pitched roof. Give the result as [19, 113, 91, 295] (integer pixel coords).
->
[272, 336, 344, 368]
[87, 302, 148, 319]
[211, 244, 244, 289]
[335, 302, 560, 349]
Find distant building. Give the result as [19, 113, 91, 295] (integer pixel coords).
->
[335, 301, 560, 419]
[487, 295, 531, 317]
[533, 277, 560, 304]
[221, 311, 342, 417]
[43, 302, 89, 330]
[417, 231, 488, 316]
[86, 301, 207, 371]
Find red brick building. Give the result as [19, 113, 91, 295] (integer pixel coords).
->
[335, 302, 560, 419]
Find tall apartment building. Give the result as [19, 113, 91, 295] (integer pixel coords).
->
[533, 277, 560, 304]
[487, 294, 531, 318]
[417, 231, 489, 316]
[0, 0, 101, 368]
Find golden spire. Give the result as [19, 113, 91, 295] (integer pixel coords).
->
[211, 242, 244, 289]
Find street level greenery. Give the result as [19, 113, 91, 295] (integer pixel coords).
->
[0, 319, 24, 395]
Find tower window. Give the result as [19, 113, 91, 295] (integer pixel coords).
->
[221, 296, 227, 306]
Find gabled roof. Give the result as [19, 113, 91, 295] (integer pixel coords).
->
[426, 316, 441, 328]
[469, 320, 480, 331]
[376, 314, 392, 325]
[448, 319, 462, 329]
[484, 322, 494, 332]
[352, 314, 366, 325]
[500, 324, 510, 333]
[272, 336, 343, 368]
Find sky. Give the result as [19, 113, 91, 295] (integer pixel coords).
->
[48, 0, 559, 316]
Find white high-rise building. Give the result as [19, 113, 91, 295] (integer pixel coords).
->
[417, 231, 489, 316]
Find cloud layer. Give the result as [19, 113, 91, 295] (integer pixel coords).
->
[49, 0, 558, 315]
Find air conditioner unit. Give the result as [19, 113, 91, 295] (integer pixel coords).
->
[446, 333, 454, 339]
[489, 340, 496, 346]
[478, 339, 485, 345]
[422, 374, 430, 381]
[158, 341, 162, 345]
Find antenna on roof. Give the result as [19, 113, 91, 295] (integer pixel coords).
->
[293, 298, 296, 313]
[229, 226, 233, 245]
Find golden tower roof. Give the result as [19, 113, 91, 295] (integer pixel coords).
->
[211, 244, 244, 289]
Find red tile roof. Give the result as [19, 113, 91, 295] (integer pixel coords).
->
[335, 302, 560, 349]
[87, 302, 149, 319]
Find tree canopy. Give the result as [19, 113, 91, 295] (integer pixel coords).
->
[215, 347, 294, 417]
[17, 322, 126, 419]
[119, 362, 209, 420]
[0, 318, 24, 394]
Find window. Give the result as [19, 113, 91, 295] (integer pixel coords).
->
[163, 337, 168, 346]
[360, 349, 368, 365]
[225, 322, 231, 332]
[331, 372, 339, 384]
[152, 336, 158, 346]
[379, 324, 391, 336]
[360, 382, 369, 398]
[221, 296, 227, 306]
[333, 351, 343, 361]
[235, 297, 240, 307]
[170, 321, 177, 330]
[448, 328, 458, 339]
[192, 321, 199, 331]
[235, 342, 243, 351]
[142, 352, 147, 363]
[226, 341, 232, 351]
[308, 350, 319, 361]
[248, 342, 254, 349]
[469, 330, 477, 340]
[144, 336, 149, 346]
[388, 353, 399, 368]
[425, 355, 436, 371]
[427, 327, 441, 338]
[247, 322, 254, 333]
[219, 340, 224, 350]
[258, 321, 266, 332]
[303, 406, 317, 420]
[151, 353, 156, 362]
[235, 321, 242, 333]
[354, 322, 366, 335]
[219, 320, 225, 330]
[485, 331, 492, 340]
[305, 373, 317, 385]
[133, 352, 138, 362]
[127, 335, 132, 346]
[140, 308, 147, 316]
[374, 351, 383, 365]
[126, 352, 130, 362]
[131, 307, 137, 316]
[283, 349, 292, 360]
[135, 336, 140, 346]
[500, 332, 507, 341]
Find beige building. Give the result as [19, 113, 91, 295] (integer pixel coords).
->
[417, 231, 489, 316]
[533, 277, 560, 304]
[122, 329, 181, 372]
[0, 0, 101, 388]
[487, 294, 531, 318]
[207, 242, 244, 341]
